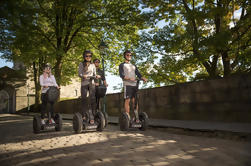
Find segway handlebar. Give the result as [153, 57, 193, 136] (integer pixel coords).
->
[87, 76, 96, 79]
[136, 78, 146, 89]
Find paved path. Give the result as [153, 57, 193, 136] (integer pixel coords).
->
[0, 114, 251, 166]
[59, 114, 251, 134]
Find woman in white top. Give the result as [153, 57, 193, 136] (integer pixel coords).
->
[39, 63, 59, 124]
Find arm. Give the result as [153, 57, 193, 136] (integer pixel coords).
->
[135, 65, 147, 82]
[135, 65, 142, 79]
[52, 75, 59, 87]
[39, 75, 45, 87]
[93, 64, 96, 76]
[101, 70, 106, 81]
[78, 62, 84, 78]
[119, 63, 125, 79]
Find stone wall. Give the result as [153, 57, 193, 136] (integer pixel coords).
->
[16, 85, 35, 112]
[59, 78, 81, 98]
[54, 73, 251, 123]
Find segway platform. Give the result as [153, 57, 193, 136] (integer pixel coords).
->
[96, 84, 109, 128]
[131, 122, 142, 128]
[120, 112, 149, 131]
[33, 113, 62, 134]
[73, 111, 105, 134]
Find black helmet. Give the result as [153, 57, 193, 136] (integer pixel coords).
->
[44, 63, 52, 69]
[93, 58, 100, 63]
[83, 50, 92, 58]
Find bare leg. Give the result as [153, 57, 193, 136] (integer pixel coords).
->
[131, 97, 139, 122]
[124, 98, 130, 119]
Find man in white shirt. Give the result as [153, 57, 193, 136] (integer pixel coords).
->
[119, 50, 147, 122]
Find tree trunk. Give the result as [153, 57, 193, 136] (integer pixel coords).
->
[221, 51, 231, 77]
[32, 61, 41, 112]
[202, 61, 218, 79]
[54, 54, 62, 86]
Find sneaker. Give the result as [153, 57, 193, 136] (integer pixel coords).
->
[49, 119, 55, 124]
[126, 112, 130, 120]
[41, 119, 46, 125]
[90, 119, 94, 124]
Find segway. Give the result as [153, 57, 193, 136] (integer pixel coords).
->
[119, 79, 149, 131]
[33, 86, 63, 134]
[73, 76, 105, 134]
[96, 81, 108, 127]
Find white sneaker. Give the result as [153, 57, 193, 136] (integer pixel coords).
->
[50, 119, 55, 124]
[126, 112, 131, 120]
[41, 119, 46, 125]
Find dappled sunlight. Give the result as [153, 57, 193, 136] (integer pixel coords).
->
[17, 156, 56, 166]
[1, 127, 215, 166]
[0, 115, 251, 166]
[149, 139, 177, 144]
[151, 161, 170, 166]
[0, 119, 30, 124]
[187, 149, 200, 153]
[201, 147, 218, 151]
[165, 153, 195, 160]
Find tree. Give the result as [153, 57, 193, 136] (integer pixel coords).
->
[0, 0, 151, 108]
[139, 0, 251, 85]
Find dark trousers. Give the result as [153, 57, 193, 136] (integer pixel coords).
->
[81, 84, 96, 119]
[41, 93, 54, 119]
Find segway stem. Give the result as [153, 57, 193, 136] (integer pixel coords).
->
[134, 79, 141, 120]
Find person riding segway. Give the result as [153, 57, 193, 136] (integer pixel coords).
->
[73, 51, 105, 133]
[93, 58, 108, 127]
[119, 50, 149, 131]
[33, 63, 62, 133]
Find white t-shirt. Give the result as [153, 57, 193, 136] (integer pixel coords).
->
[39, 74, 58, 93]
[78, 62, 96, 86]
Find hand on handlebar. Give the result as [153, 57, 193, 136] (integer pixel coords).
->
[141, 77, 148, 83]
[124, 77, 136, 82]
[130, 78, 136, 82]
[84, 75, 96, 79]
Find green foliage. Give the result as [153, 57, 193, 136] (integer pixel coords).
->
[0, 0, 150, 84]
[1, 0, 250, 91]
[138, 0, 251, 85]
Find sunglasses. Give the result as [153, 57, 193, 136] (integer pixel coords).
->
[85, 55, 92, 58]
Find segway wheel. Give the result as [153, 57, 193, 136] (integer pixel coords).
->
[33, 115, 42, 134]
[73, 112, 83, 134]
[119, 112, 129, 131]
[95, 112, 105, 132]
[139, 112, 149, 131]
[55, 113, 63, 131]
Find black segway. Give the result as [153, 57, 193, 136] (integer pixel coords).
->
[73, 76, 105, 134]
[96, 82, 108, 128]
[33, 86, 62, 134]
[119, 79, 149, 131]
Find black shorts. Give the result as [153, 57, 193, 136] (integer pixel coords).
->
[124, 86, 137, 99]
